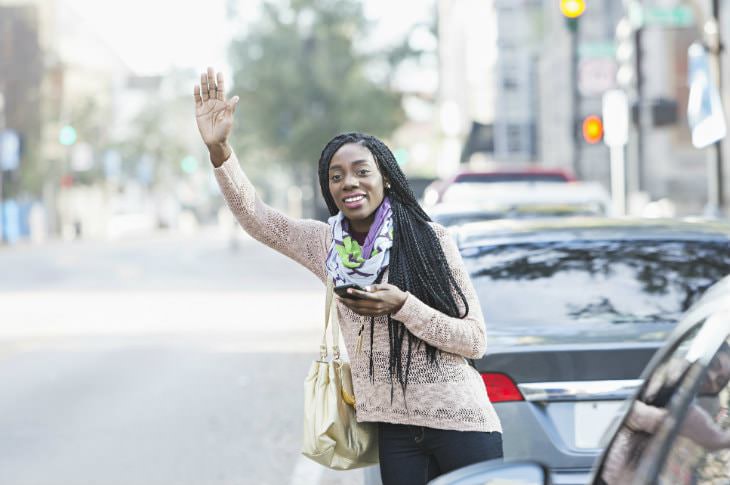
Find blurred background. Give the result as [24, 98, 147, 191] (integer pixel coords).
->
[2, 0, 730, 484]
[1, 0, 729, 241]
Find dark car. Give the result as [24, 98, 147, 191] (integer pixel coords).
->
[429, 274, 730, 485]
[451, 217, 730, 485]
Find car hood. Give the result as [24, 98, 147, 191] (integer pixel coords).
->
[486, 321, 675, 348]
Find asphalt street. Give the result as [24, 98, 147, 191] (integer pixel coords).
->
[0, 228, 373, 485]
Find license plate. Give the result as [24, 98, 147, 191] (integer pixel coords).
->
[574, 401, 624, 449]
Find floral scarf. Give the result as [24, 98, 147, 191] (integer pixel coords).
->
[325, 197, 394, 287]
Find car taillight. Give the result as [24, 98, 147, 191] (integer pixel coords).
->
[481, 372, 524, 403]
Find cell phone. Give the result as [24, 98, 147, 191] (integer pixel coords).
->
[334, 283, 367, 299]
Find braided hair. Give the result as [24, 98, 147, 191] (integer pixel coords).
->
[317, 132, 469, 398]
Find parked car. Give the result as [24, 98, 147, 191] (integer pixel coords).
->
[429, 274, 730, 485]
[451, 217, 730, 485]
[423, 167, 576, 206]
[427, 181, 610, 226]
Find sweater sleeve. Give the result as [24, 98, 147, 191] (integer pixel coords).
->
[391, 223, 487, 359]
[213, 151, 330, 282]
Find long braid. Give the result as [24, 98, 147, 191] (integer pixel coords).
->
[318, 132, 469, 398]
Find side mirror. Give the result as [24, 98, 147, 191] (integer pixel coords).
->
[427, 459, 550, 485]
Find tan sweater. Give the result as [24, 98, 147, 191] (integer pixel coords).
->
[214, 152, 502, 433]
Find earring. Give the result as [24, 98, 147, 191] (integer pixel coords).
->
[385, 182, 391, 189]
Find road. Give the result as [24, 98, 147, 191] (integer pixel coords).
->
[0, 228, 375, 485]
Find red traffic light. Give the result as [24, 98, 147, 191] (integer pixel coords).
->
[582, 115, 604, 144]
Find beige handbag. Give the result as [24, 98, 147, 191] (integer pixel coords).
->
[301, 279, 379, 470]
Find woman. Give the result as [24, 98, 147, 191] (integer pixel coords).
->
[194, 67, 502, 484]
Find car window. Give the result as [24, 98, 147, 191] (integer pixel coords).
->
[465, 240, 730, 329]
[655, 336, 730, 484]
[595, 324, 704, 484]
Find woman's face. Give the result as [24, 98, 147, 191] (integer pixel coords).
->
[328, 142, 388, 233]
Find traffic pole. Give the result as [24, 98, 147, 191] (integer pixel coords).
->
[603, 90, 630, 216]
[569, 20, 582, 179]
[710, 0, 725, 213]
[0, 91, 5, 244]
[610, 145, 627, 215]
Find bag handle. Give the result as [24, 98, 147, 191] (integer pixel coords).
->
[321, 279, 341, 361]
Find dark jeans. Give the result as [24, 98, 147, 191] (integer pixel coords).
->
[378, 422, 503, 485]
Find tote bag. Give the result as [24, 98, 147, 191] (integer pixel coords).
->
[301, 280, 379, 470]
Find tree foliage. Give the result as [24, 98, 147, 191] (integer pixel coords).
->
[228, 0, 405, 168]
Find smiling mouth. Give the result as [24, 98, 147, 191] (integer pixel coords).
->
[343, 195, 366, 203]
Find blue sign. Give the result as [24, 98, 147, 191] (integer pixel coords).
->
[0, 130, 20, 171]
[687, 43, 727, 149]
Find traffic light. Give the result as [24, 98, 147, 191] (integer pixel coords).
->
[59, 125, 77, 146]
[582, 115, 603, 144]
[180, 155, 199, 174]
[560, 0, 585, 19]
[615, 18, 635, 90]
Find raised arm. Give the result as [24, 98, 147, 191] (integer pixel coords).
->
[195, 68, 329, 281]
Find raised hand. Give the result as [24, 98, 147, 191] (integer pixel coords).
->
[194, 67, 239, 165]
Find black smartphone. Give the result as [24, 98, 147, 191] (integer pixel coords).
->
[334, 283, 367, 300]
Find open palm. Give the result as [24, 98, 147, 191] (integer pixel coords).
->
[194, 67, 239, 146]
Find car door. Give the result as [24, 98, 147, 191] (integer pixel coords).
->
[592, 309, 730, 485]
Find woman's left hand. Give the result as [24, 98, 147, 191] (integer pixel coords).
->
[337, 283, 408, 317]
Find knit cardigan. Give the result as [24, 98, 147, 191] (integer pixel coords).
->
[214, 152, 502, 433]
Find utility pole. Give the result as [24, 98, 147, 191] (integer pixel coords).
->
[0, 91, 5, 244]
[570, 22, 582, 178]
[709, 0, 725, 213]
[634, 21, 646, 193]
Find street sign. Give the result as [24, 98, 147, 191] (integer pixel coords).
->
[644, 6, 693, 27]
[628, 2, 694, 28]
[0, 130, 20, 171]
[578, 58, 617, 96]
[687, 43, 726, 148]
[579, 41, 616, 59]
[603, 90, 629, 147]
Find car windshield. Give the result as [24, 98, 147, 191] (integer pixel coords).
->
[464, 239, 730, 326]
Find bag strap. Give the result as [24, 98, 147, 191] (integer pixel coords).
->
[321, 279, 341, 361]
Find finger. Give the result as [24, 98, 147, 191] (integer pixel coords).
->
[193, 84, 203, 106]
[216, 71, 225, 101]
[200, 72, 209, 101]
[348, 288, 380, 300]
[343, 299, 382, 313]
[207, 67, 217, 98]
[226, 96, 239, 114]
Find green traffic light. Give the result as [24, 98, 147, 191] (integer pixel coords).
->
[59, 125, 77, 146]
[180, 156, 199, 174]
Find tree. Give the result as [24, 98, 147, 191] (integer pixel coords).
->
[228, 0, 409, 217]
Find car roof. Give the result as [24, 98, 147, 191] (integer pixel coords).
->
[436, 181, 610, 207]
[453, 216, 730, 249]
[452, 167, 575, 178]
